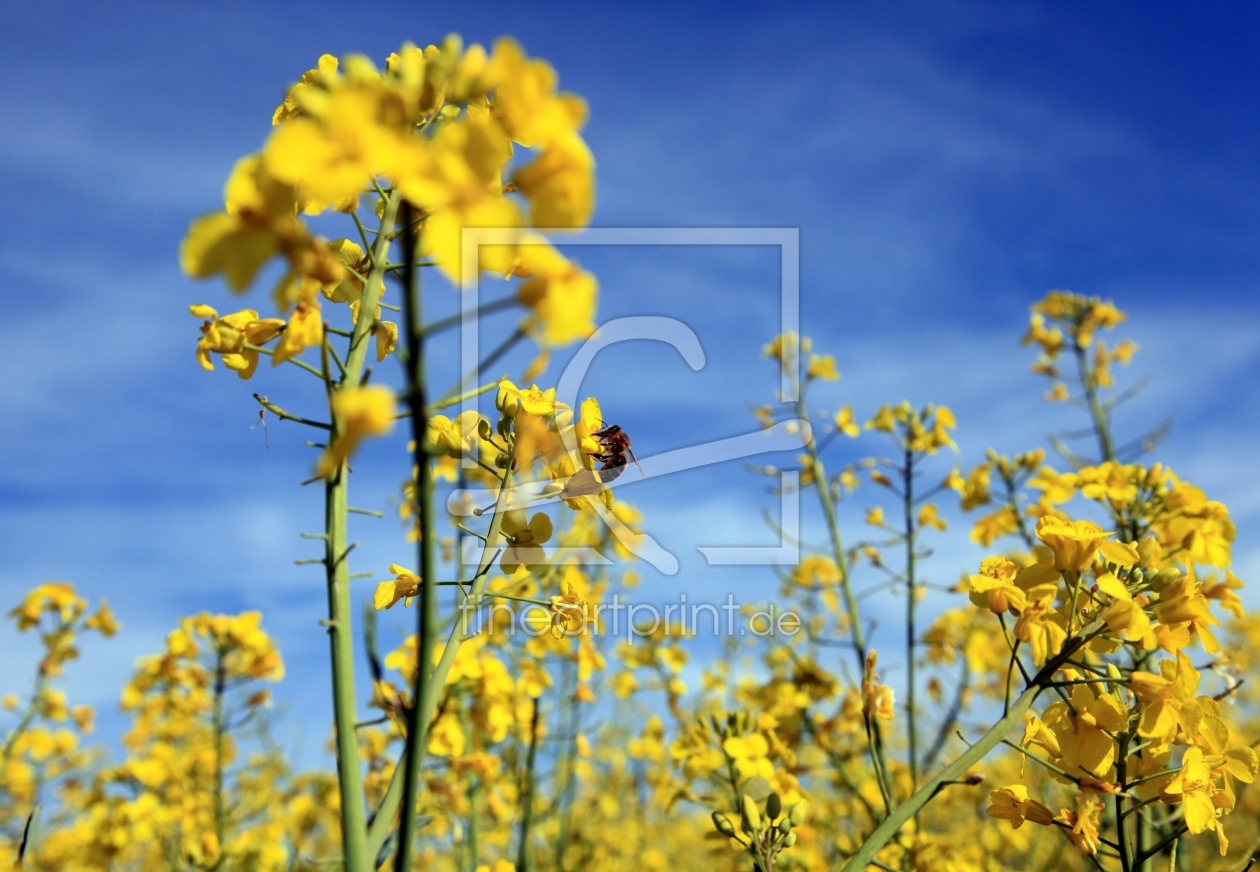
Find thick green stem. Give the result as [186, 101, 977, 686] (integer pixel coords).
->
[903, 448, 918, 795]
[395, 200, 439, 872]
[324, 190, 400, 872]
[839, 684, 1041, 872]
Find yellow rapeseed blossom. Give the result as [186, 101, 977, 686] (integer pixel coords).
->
[317, 385, 396, 477]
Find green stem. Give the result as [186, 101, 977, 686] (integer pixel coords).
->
[1073, 340, 1114, 462]
[903, 447, 919, 796]
[798, 396, 865, 662]
[395, 200, 439, 872]
[323, 188, 400, 872]
[796, 391, 893, 806]
[1116, 733, 1132, 872]
[211, 651, 227, 868]
[839, 684, 1042, 872]
[366, 461, 515, 860]
[1, 663, 48, 763]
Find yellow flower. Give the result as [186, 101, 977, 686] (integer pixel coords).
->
[865, 405, 897, 433]
[1054, 793, 1104, 856]
[861, 651, 895, 720]
[500, 511, 553, 575]
[1042, 685, 1126, 776]
[264, 73, 412, 211]
[968, 557, 1026, 615]
[426, 410, 483, 457]
[497, 380, 557, 418]
[548, 583, 586, 639]
[833, 405, 859, 437]
[513, 133, 595, 228]
[489, 38, 588, 149]
[181, 156, 301, 291]
[1096, 573, 1152, 641]
[969, 506, 1019, 547]
[948, 462, 991, 510]
[372, 319, 398, 361]
[317, 385, 396, 478]
[722, 732, 774, 781]
[84, 602, 120, 637]
[806, 353, 838, 381]
[519, 657, 551, 698]
[1013, 591, 1067, 665]
[1130, 653, 1200, 742]
[1034, 516, 1113, 572]
[1152, 569, 1221, 653]
[190, 305, 285, 379]
[408, 118, 522, 285]
[571, 396, 605, 466]
[427, 711, 466, 757]
[373, 564, 422, 610]
[917, 502, 948, 531]
[1029, 466, 1078, 504]
[1163, 747, 1227, 854]
[271, 300, 325, 366]
[985, 785, 1054, 829]
[513, 241, 599, 346]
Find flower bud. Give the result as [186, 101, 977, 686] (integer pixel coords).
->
[788, 799, 809, 827]
[711, 812, 736, 838]
[478, 418, 493, 440]
[778, 817, 792, 835]
[1149, 568, 1180, 593]
[495, 381, 519, 415]
[740, 794, 761, 835]
[784, 832, 796, 847]
[766, 791, 782, 821]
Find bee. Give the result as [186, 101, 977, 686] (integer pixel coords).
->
[592, 424, 640, 482]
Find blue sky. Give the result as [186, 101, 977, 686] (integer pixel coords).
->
[2, 0, 1259, 759]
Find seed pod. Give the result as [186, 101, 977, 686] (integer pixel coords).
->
[766, 791, 782, 821]
[1106, 662, 1124, 694]
[788, 799, 809, 827]
[740, 794, 761, 835]
[711, 812, 736, 838]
